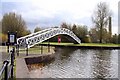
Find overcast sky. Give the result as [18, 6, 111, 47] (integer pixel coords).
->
[1, 0, 119, 34]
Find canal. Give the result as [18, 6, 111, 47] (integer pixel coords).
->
[27, 48, 118, 78]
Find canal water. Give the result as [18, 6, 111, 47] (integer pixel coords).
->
[27, 48, 118, 78]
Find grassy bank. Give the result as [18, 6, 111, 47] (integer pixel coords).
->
[19, 46, 49, 54]
[0, 46, 54, 54]
[41, 42, 120, 47]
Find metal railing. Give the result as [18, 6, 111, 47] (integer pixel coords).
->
[0, 47, 15, 80]
[17, 28, 81, 48]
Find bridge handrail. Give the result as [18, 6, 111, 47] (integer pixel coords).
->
[17, 28, 57, 47]
[17, 28, 55, 40]
[26, 28, 59, 47]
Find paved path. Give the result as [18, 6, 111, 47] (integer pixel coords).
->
[16, 48, 55, 78]
[16, 57, 30, 78]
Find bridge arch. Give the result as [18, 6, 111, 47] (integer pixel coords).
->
[17, 28, 81, 48]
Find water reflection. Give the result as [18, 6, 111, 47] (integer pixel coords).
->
[28, 48, 118, 78]
[92, 50, 112, 78]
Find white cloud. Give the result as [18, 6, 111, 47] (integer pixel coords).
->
[29, 0, 97, 19]
[112, 26, 118, 35]
[1, 0, 119, 34]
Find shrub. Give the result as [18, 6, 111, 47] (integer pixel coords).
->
[0, 33, 8, 43]
[84, 35, 92, 43]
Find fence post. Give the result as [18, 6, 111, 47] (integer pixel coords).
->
[26, 44, 28, 56]
[48, 40, 50, 52]
[7, 43, 9, 53]
[18, 45, 19, 56]
[11, 47, 15, 78]
[16, 44, 19, 56]
[4, 61, 9, 80]
[41, 45, 43, 54]
[39, 44, 41, 54]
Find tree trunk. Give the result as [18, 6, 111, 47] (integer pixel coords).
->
[100, 23, 103, 43]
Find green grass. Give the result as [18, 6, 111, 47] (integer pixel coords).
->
[41, 42, 120, 47]
[19, 46, 53, 54]
[76, 43, 119, 47]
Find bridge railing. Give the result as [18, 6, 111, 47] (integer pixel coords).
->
[26, 28, 81, 48]
[17, 28, 55, 48]
[17, 28, 81, 48]
[0, 47, 15, 80]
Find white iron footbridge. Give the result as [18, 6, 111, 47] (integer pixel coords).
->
[17, 28, 81, 48]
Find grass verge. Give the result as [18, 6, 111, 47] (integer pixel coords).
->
[41, 42, 120, 47]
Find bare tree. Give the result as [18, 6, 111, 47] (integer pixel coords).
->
[61, 22, 68, 29]
[34, 27, 41, 33]
[92, 2, 111, 43]
[2, 12, 29, 37]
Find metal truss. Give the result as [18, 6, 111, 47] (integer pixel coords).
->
[17, 28, 81, 48]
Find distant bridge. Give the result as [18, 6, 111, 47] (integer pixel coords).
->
[17, 28, 81, 48]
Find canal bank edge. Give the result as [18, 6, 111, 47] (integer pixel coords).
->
[16, 47, 55, 78]
[25, 53, 55, 64]
[40, 43, 120, 49]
